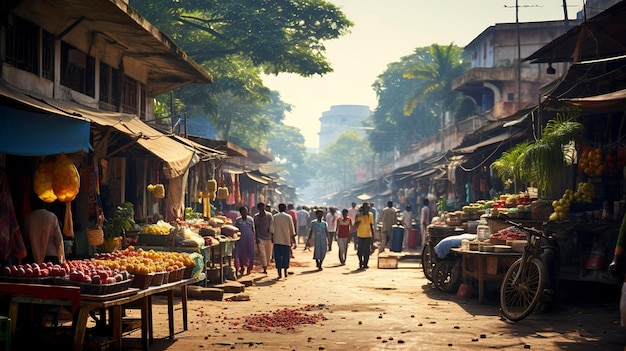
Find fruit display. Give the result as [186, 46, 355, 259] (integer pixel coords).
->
[33, 154, 80, 237]
[578, 146, 604, 175]
[147, 183, 165, 199]
[92, 246, 194, 276]
[1, 261, 69, 279]
[489, 226, 527, 242]
[549, 182, 596, 222]
[140, 221, 173, 235]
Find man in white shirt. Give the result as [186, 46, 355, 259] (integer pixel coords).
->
[380, 201, 398, 252]
[325, 207, 340, 251]
[296, 206, 310, 244]
[401, 205, 413, 250]
[271, 203, 295, 279]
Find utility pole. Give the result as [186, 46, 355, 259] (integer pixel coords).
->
[516, 0, 521, 111]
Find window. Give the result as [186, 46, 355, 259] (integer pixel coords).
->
[121, 75, 138, 115]
[99, 62, 119, 111]
[61, 42, 95, 97]
[507, 93, 515, 101]
[41, 30, 55, 81]
[139, 83, 147, 120]
[6, 16, 39, 75]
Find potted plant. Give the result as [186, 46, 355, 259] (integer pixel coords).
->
[104, 202, 139, 251]
[492, 112, 584, 199]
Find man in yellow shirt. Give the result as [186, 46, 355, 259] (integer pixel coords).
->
[354, 202, 374, 269]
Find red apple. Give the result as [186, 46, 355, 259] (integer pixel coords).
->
[15, 267, 26, 277]
[91, 275, 101, 284]
[40, 268, 49, 277]
[105, 277, 117, 284]
[2, 266, 11, 276]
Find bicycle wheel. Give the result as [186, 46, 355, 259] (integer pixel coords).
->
[500, 257, 545, 322]
[433, 259, 462, 293]
[421, 243, 434, 281]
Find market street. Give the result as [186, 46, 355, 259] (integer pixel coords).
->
[133, 243, 625, 351]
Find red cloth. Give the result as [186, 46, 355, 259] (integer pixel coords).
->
[0, 170, 26, 261]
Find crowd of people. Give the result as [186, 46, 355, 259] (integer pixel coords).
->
[229, 198, 433, 279]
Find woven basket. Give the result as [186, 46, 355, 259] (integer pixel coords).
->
[88, 227, 104, 246]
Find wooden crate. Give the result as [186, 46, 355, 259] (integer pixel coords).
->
[377, 255, 398, 269]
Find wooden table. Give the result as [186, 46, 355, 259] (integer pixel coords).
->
[0, 277, 198, 351]
[451, 248, 521, 304]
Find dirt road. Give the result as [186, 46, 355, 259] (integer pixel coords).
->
[133, 244, 625, 351]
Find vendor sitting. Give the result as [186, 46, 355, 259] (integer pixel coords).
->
[434, 233, 477, 259]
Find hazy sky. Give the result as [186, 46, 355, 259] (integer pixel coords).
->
[262, 0, 580, 149]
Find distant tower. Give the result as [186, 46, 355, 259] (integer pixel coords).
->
[318, 105, 371, 151]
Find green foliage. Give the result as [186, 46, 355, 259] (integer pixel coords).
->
[402, 43, 469, 118]
[104, 202, 138, 239]
[132, 0, 352, 77]
[267, 124, 311, 188]
[490, 141, 531, 191]
[368, 48, 440, 154]
[492, 113, 585, 198]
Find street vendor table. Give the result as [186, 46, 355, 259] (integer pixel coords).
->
[451, 248, 521, 304]
[0, 277, 198, 351]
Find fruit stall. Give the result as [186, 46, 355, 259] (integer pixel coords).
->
[0, 247, 199, 350]
[121, 214, 241, 285]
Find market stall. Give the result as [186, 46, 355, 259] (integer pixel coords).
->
[1, 277, 198, 351]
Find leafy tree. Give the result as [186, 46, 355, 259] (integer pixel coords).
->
[402, 43, 469, 124]
[133, 0, 352, 76]
[132, 1, 353, 192]
[267, 124, 311, 188]
[313, 130, 373, 193]
[369, 48, 440, 155]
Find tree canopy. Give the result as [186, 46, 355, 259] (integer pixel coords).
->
[133, 1, 353, 191]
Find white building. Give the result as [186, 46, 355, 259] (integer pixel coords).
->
[318, 105, 371, 151]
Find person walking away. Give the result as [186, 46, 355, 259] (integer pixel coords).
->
[402, 205, 413, 250]
[336, 209, 352, 265]
[325, 207, 340, 251]
[296, 206, 310, 244]
[23, 196, 65, 265]
[234, 206, 255, 276]
[253, 202, 273, 274]
[380, 201, 397, 253]
[420, 198, 431, 250]
[271, 203, 295, 278]
[355, 202, 375, 269]
[348, 202, 359, 250]
[307, 209, 328, 270]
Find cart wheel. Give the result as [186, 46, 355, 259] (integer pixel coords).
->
[421, 243, 435, 281]
[433, 259, 462, 293]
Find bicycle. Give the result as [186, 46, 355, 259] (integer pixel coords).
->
[498, 214, 559, 322]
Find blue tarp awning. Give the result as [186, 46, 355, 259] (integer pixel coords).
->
[0, 105, 92, 156]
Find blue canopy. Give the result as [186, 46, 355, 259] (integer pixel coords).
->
[0, 105, 92, 156]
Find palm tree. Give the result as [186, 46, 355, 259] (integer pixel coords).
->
[490, 141, 531, 194]
[402, 43, 468, 120]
